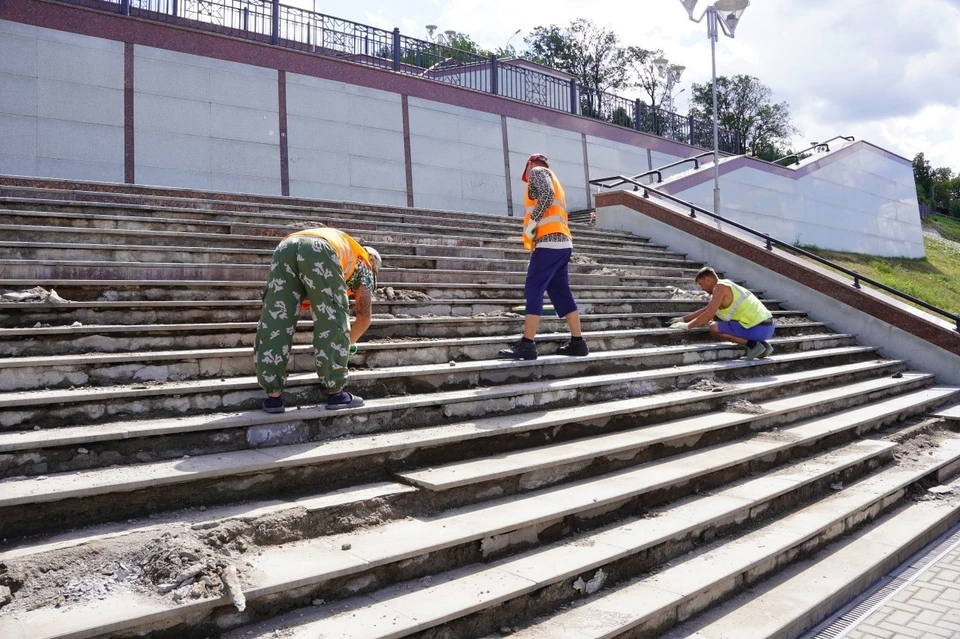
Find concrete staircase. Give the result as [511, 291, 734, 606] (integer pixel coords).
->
[0, 183, 958, 639]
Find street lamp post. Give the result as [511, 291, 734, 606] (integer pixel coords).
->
[680, 0, 750, 216]
[652, 56, 685, 141]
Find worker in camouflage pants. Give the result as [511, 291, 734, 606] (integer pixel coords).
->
[254, 227, 381, 413]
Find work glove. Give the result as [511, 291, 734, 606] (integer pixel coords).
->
[670, 322, 690, 330]
[348, 343, 358, 358]
[666, 316, 685, 326]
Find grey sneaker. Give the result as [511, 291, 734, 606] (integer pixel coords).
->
[743, 342, 766, 360]
[761, 342, 774, 358]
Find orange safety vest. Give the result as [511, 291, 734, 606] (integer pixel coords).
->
[523, 169, 571, 250]
[289, 228, 370, 294]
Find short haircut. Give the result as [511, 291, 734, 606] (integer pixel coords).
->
[695, 267, 718, 282]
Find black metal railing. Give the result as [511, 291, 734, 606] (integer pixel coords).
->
[588, 174, 960, 331]
[56, 0, 741, 153]
[773, 136, 855, 167]
[592, 151, 717, 190]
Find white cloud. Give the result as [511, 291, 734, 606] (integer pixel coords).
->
[286, 0, 960, 170]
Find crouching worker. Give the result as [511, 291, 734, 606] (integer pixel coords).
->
[254, 228, 381, 413]
[668, 267, 775, 360]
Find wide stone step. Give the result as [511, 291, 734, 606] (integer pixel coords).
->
[506, 454, 960, 639]
[0, 365, 925, 481]
[0, 331, 848, 392]
[0, 343, 878, 429]
[0, 260, 695, 286]
[0, 196, 653, 249]
[0, 296, 785, 329]
[215, 444, 960, 639]
[0, 310, 812, 357]
[0, 278, 686, 303]
[0, 218, 691, 264]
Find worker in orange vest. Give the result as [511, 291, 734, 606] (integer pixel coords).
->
[499, 153, 588, 360]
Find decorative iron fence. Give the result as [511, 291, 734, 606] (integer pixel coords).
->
[56, 0, 742, 153]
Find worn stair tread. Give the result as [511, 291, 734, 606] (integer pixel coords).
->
[396, 384, 956, 492]
[0, 344, 875, 409]
[935, 404, 960, 420]
[221, 441, 960, 639]
[0, 329, 823, 370]
[508, 470, 960, 639]
[0, 438, 917, 639]
[662, 489, 960, 639]
[0, 480, 416, 562]
[0, 360, 910, 454]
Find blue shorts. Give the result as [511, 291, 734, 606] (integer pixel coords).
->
[524, 248, 578, 317]
[716, 320, 775, 341]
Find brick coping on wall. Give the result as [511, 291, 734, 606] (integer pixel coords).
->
[595, 189, 960, 356]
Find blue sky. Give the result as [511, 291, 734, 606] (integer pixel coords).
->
[287, 0, 960, 171]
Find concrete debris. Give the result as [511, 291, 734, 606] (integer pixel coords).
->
[1, 286, 71, 304]
[928, 485, 954, 495]
[222, 564, 246, 612]
[830, 482, 844, 491]
[376, 286, 432, 301]
[0, 584, 12, 608]
[669, 287, 709, 300]
[724, 400, 767, 414]
[573, 568, 607, 596]
[570, 254, 600, 265]
[286, 221, 326, 229]
[71, 321, 83, 327]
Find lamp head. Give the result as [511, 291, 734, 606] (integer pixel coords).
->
[444, 30, 457, 39]
[652, 56, 669, 74]
[425, 24, 437, 37]
[680, 0, 699, 18]
[714, 0, 750, 36]
[671, 64, 686, 78]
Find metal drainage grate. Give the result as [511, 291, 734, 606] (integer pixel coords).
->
[803, 521, 960, 639]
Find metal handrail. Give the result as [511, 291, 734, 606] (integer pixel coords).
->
[589, 174, 960, 331]
[773, 136, 855, 166]
[592, 151, 717, 190]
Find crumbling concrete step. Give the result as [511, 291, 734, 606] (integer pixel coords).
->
[0, 365, 924, 482]
[1, 383, 947, 543]
[1, 260, 677, 286]
[0, 332, 849, 392]
[935, 403, 960, 428]
[0, 277, 686, 302]
[0, 310, 812, 357]
[7, 436, 939, 639]
[216, 444, 960, 639]
[0, 345, 878, 429]
[662, 490, 960, 639]
[0, 296, 784, 329]
[0, 220, 692, 266]
[396, 386, 960, 499]
[0, 243, 699, 283]
[506, 460, 960, 639]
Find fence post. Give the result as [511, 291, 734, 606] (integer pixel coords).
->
[171, 0, 178, 18]
[271, 0, 280, 45]
[120, 0, 130, 16]
[490, 56, 498, 95]
[688, 115, 695, 146]
[734, 131, 742, 154]
[392, 28, 401, 71]
[634, 99, 643, 131]
[569, 80, 578, 114]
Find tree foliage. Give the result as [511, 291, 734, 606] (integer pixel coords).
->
[689, 74, 797, 160]
[524, 19, 633, 116]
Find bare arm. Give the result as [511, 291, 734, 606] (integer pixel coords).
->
[684, 283, 728, 328]
[350, 285, 372, 343]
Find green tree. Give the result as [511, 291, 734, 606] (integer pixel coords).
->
[524, 19, 633, 119]
[689, 74, 797, 160]
[913, 152, 935, 204]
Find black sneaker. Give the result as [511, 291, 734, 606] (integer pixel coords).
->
[498, 340, 538, 360]
[262, 396, 284, 413]
[557, 339, 589, 357]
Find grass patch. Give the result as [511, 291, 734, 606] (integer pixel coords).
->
[795, 231, 960, 318]
[924, 214, 960, 243]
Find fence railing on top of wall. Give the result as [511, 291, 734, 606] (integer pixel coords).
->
[52, 0, 742, 155]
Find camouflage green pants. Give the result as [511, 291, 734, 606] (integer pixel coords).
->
[254, 236, 350, 394]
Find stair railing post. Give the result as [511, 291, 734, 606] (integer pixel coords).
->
[490, 56, 498, 95]
[392, 28, 401, 71]
[271, 0, 280, 45]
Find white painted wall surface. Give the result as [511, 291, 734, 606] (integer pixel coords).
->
[507, 118, 588, 213]
[134, 45, 281, 194]
[669, 145, 924, 258]
[286, 74, 406, 206]
[407, 97, 506, 215]
[0, 19, 124, 182]
[585, 135, 651, 192]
